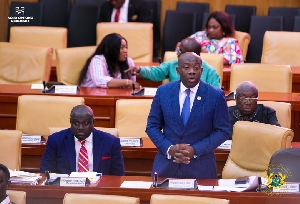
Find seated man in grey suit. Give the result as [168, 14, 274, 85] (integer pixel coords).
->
[228, 81, 280, 139]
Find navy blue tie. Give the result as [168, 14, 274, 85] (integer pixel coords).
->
[181, 89, 191, 126]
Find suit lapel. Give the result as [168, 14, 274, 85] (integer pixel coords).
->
[92, 129, 103, 171]
[171, 81, 184, 132]
[64, 131, 76, 172]
[127, 0, 134, 22]
[183, 81, 207, 131]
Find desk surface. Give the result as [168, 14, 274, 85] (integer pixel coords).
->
[10, 175, 300, 204]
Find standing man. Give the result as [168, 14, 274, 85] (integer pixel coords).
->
[99, 0, 151, 23]
[40, 105, 125, 175]
[146, 52, 230, 179]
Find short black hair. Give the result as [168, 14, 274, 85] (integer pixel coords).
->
[0, 163, 10, 181]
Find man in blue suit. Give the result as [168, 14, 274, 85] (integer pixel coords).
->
[146, 52, 230, 179]
[40, 105, 125, 175]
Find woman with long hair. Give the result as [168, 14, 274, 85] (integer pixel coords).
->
[78, 33, 139, 88]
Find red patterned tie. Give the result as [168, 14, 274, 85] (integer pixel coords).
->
[114, 9, 121, 22]
[78, 140, 89, 172]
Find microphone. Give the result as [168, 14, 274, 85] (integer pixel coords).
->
[42, 80, 46, 93]
[45, 170, 50, 185]
[153, 172, 158, 187]
[158, 57, 162, 64]
[132, 83, 136, 95]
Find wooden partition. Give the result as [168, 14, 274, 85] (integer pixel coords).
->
[2, 0, 300, 42]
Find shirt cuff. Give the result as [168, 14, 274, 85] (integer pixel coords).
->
[166, 145, 172, 159]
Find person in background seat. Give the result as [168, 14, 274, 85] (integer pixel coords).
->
[228, 81, 280, 139]
[0, 163, 15, 204]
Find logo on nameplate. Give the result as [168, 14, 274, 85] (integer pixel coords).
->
[8, 6, 34, 23]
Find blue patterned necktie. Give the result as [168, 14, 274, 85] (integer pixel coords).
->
[181, 89, 191, 126]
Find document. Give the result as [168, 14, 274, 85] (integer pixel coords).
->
[120, 181, 152, 189]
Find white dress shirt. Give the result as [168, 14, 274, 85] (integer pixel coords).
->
[111, 0, 129, 22]
[167, 82, 200, 159]
[75, 133, 93, 172]
[1, 195, 12, 204]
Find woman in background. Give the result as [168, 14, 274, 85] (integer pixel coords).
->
[189, 11, 244, 65]
[78, 33, 139, 88]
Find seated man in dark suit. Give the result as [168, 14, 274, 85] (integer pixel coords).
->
[40, 105, 125, 175]
[0, 163, 15, 204]
[99, 0, 151, 23]
[228, 81, 281, 138]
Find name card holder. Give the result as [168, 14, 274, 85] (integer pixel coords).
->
[153, 178, 198, 190]
[273, 183, 300, 193]
[42, 85, 79, 94]
[144, 87, 158, 96]
[60, 177, 90, 187]
[22, 134, 42, 144]
[120, 138, 143, 147]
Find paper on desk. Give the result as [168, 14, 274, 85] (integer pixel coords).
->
[198, 176, 258, 192]
[70, 172, 98, 178]
[120, 181, 152, 189]
[31, 84, 44, 90]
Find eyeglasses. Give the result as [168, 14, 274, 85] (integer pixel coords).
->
[238, 97, 258, 103]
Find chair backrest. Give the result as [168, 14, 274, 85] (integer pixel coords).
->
[268, 148, 300, 182]
[40, 0, 70, 27]
[222, 121, 293, 179]
[268, 7, 300, 31]
[225, 5, 256, 33]
[232, 31, 251, 61]
[96, 22, 153, 62]
[56, 46, 96, 85]
[0, 42, 52, 84]
[7, 190, 26, 204]
[201, 53, 223, 85]
[227, 100, 291, 128]
[0, 130, 22, 170]
[247, 16, 283, 63]
[294, 16, 300, 32]
[145, 0, 161, 56]
[230, 63, 292, 93]
[115, 99, 152, 137]
[68, 4, 100, 47]
[16, 95, 84, 137]
[63, 193, 140, 204]
[176, 2, 209, 31]
[162, 11, 196, 59]
[74, 0, 106, 7]
[261, 31, 300, 66]
[150, 194, 229, 204]
[49, 127, 118, 137]
[10, 26, 67, 60]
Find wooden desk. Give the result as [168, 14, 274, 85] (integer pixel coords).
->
[9, 175, 300, 204]
[1, 85, 300, 140]
[21, 137, 229, 177]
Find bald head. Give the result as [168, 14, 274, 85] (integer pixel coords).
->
[236, 81, 258, 97]
[70, 105, 94, 119]
[178, 52, 202, 66]
[179, 38, 201, 56]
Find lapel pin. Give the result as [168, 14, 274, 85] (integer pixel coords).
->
[197, 96, 201, 100]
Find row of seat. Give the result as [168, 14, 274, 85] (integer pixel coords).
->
[9, 22, 153, 62]
[5, 190, 230, 204]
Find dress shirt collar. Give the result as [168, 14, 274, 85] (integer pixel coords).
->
[180, 81, 200, 94]
[1, 195, 11, 204]
[74, 132, 93, 144]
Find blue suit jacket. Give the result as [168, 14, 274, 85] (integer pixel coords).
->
[40, 128, 125, 175]
[146, 80, 230, 179]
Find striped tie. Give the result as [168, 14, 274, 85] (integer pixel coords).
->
[78, 140, 89, 172]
